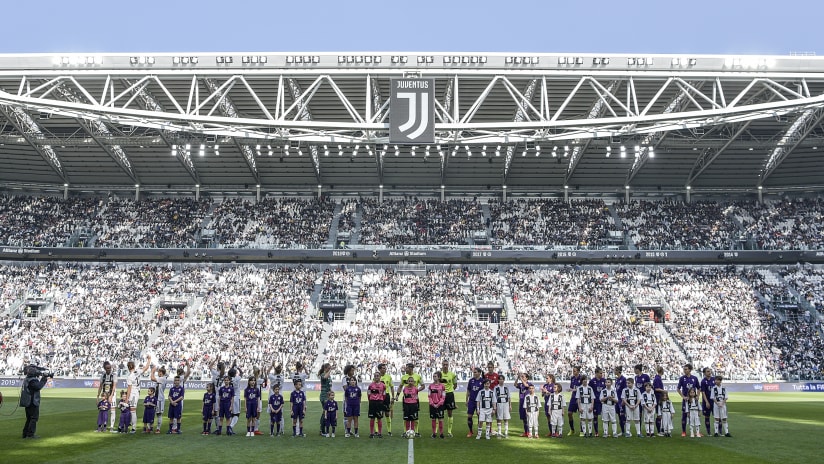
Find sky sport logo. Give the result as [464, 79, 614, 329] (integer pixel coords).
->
[390, 78, 435, 144]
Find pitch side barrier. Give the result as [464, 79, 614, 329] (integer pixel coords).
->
[2, 247, 824, 265]
[1, 378, 822, 393]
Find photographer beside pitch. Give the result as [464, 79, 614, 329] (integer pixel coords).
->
[20, 365, 52, 439]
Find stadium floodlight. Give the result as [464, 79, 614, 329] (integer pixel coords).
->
[602, 57, 609, 64]
[627, 57, 636, 65]
[688, 58, 697, 66]
[130, 56, 139, 64]
[606, 146, 611, 157]
[443, 56, 451, 64]
[251, 56, 259, 63]
[634, 145, 641, 153]
[558, 56, 567, 64]
[417, 56, 425, 64]
[312, 56, 320, 63]
[411, 146, 416, 156]
[532, 56, 539, 64]
[462, 56, 470, 64]
[173, 56, 181, 64]
[338, 56, 346, 63]
[374, 56, 381, 63]
[181, 57, 190, 64]
[471, 56, 478, 63]
[521, 149, 526, 157]
[353, 144, 360, 156]
[506, 56, 514, 64]
[426, 56, 433, 63]
[686, 185, 691, 190]
[216, 56, 225, 64]
[593, 57, 602, 65]
[425, 146, 431, 157]
[575, 57, 584, 64]
[479, 56, 487, 63]
[283, 144, 290, 156]
[298, 149, 303, 156]
[671, 57, 681, 66]
[184, 143, 191, 151]
[368, 147, 374, 156]
[365, 56, 373, 63]
[620, 145, 626, 158]
[338, 145, 343, 156]
[268, 145, 273, 156]
[395, 145, 400, 156]
[514, 57, 522, 64]
[191, 57, 198, 64]
[260, 56, 267, 63]
[400, 56, 408, 63]
[356, 56, 364, 63]
[649, 147, 655, 158]
[391, 56, 399, 63]
[637, 58, 645, 65]
[286, 56, 294, 63]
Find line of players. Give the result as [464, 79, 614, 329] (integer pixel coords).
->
[94, 358, 731, 440]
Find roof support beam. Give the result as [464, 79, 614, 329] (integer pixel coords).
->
[203, 78, 259, 184]
[53, 84, 138, 183]
[0, 104, 68, 183]
[368, 75, 384, 185]
[440, 78, 456, 186]
[123, 79, 200, 185]
[686, 120, 753, 186]
[759, 106, 824, 186]
[565, 81, 620, 186]
[625, 82, 702, 185]
[285, 78, 321, 184]
[503, 79, 538, 185]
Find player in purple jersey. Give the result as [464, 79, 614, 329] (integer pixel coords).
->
[268, 384, 284, 436]
[322, 391, 339, 437]
[633, 364, 651, 398]
[117, 391, 131, 433]
[201, 383, 216, 435]
[142, 387, 157, 433]
[700, 367, 715, 436]
[613, 366, 628, 435]
[589, 368, 606, 436]
[676, 363, 700, 437]
[540, 373, 556, 436]
[167, 376, 185, 434]
[216, 376, 234, 435]
[344, 376, 362, 437]
[567, 366, 583, 435]
[96, 394, 111, 433]
[653, 366, 666, 435]
[515, 372, 534, 436]
[290, 378, 307, 437]
[465, 367, 485, 437]
[244, 377, 261, 437]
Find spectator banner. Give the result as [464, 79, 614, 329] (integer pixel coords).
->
[390, 78, 435, 144]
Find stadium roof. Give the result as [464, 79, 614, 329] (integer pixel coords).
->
[1, 52, 824, 196]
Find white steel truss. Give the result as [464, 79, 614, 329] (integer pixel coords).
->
[0, 104, 67, 182]
[1, 71, 823, 146]
[759, 106, 824, 186]
[202, 78, 258, 183]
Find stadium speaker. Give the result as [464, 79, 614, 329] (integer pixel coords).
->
[352, 252, 358, 259]
[267, 252, 273, 258]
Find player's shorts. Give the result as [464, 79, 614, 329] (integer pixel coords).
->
[478, 408, 493, 423]
[712, 404, 727, 420]
[270, 412, 282, 423]
[643, 408, 656, 423]
[324, 415, 337, 427]
[429, 404, 444, 419]
[550, 410, 564, 426]
[601, 406, 616, 422]
[444, 392, 457, 411]
[168, 404, 182, 420]
[218, 402, 232, 419]
[383, 393, 391, 412]
[518, 402, 527, 421]
[703, 399, 714, 416]
[495, 403, 511, 420]
[567, 397, 579, 413]
[467, 401, 477, 415]
[232, 397, 241, 416]
[578, 402, 594, 420]
[368, 400, 384, 419]
[128, 391, 140, 409]
[143, 409, 156, 424]
[625, 406, 640, 422]
[543, 398, 551, 416]
[593, 400, 602, 414]
[291, 405, 305, 420]
[402, 403, 419, 422]
[202, 407, 213, 421]
[246, 406, 260, 419]
[345, 402, 361, 417]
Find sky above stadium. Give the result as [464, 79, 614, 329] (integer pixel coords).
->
[2, 0, 820, 56]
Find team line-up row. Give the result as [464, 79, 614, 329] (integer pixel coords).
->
[96, 357, 732, 440]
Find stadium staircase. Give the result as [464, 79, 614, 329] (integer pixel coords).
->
[657, 324, 688, 361]
[309, 278, 324, 316]
[740, 269, 785, 321]
[327, 201, 344, 248]
[607, 204, 623, 229]
[348, 203, 363, 246]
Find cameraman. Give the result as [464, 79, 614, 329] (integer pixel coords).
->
[20, 365, 51, 439]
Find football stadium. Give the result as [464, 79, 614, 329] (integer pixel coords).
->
[0, 32, 823, 464]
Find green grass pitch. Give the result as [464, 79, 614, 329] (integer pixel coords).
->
[0, 388, 821, 463]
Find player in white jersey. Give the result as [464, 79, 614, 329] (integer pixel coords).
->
[97, 361, 118, 432]
[228, 364, 244, 434]
[599, 378, 619, 438]
[493, 375, 511, 438]
[686, 387, 702, 437]
[622, 377, 642, 437]
[523, 384, 541, 439]
[709, 376, 731, 437]
[658, 392, 675, 437]
[575, 374, 595, 437]
[150, 365, 172, 434]
[125, 356, 152, 434]
[475, 379, 496, 440]
[549, 384, 565, 437]
[640, 382, 658, 437]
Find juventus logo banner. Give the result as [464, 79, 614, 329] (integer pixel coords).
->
[390, 78, 435, 144]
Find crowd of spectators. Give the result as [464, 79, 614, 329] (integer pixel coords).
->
[0, 263, 172, 376]
[0, 195, 100, 247]
[93, 197, 211, 248]
[147, 265, 321, 378]
[207, 198, 334, 249]
[734, 198, 824, 250]
[488, 199, 614, 248]
[782, 266, 824, 312]
[358, 198, 484, 247]
[336, 200, 357, 235]
[323, 268, 498, 379]
[500, 267, 684, 381]
[319, 266, 354, 301]
[618, 200, 740, 250]
[648, 267, 774, 380]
